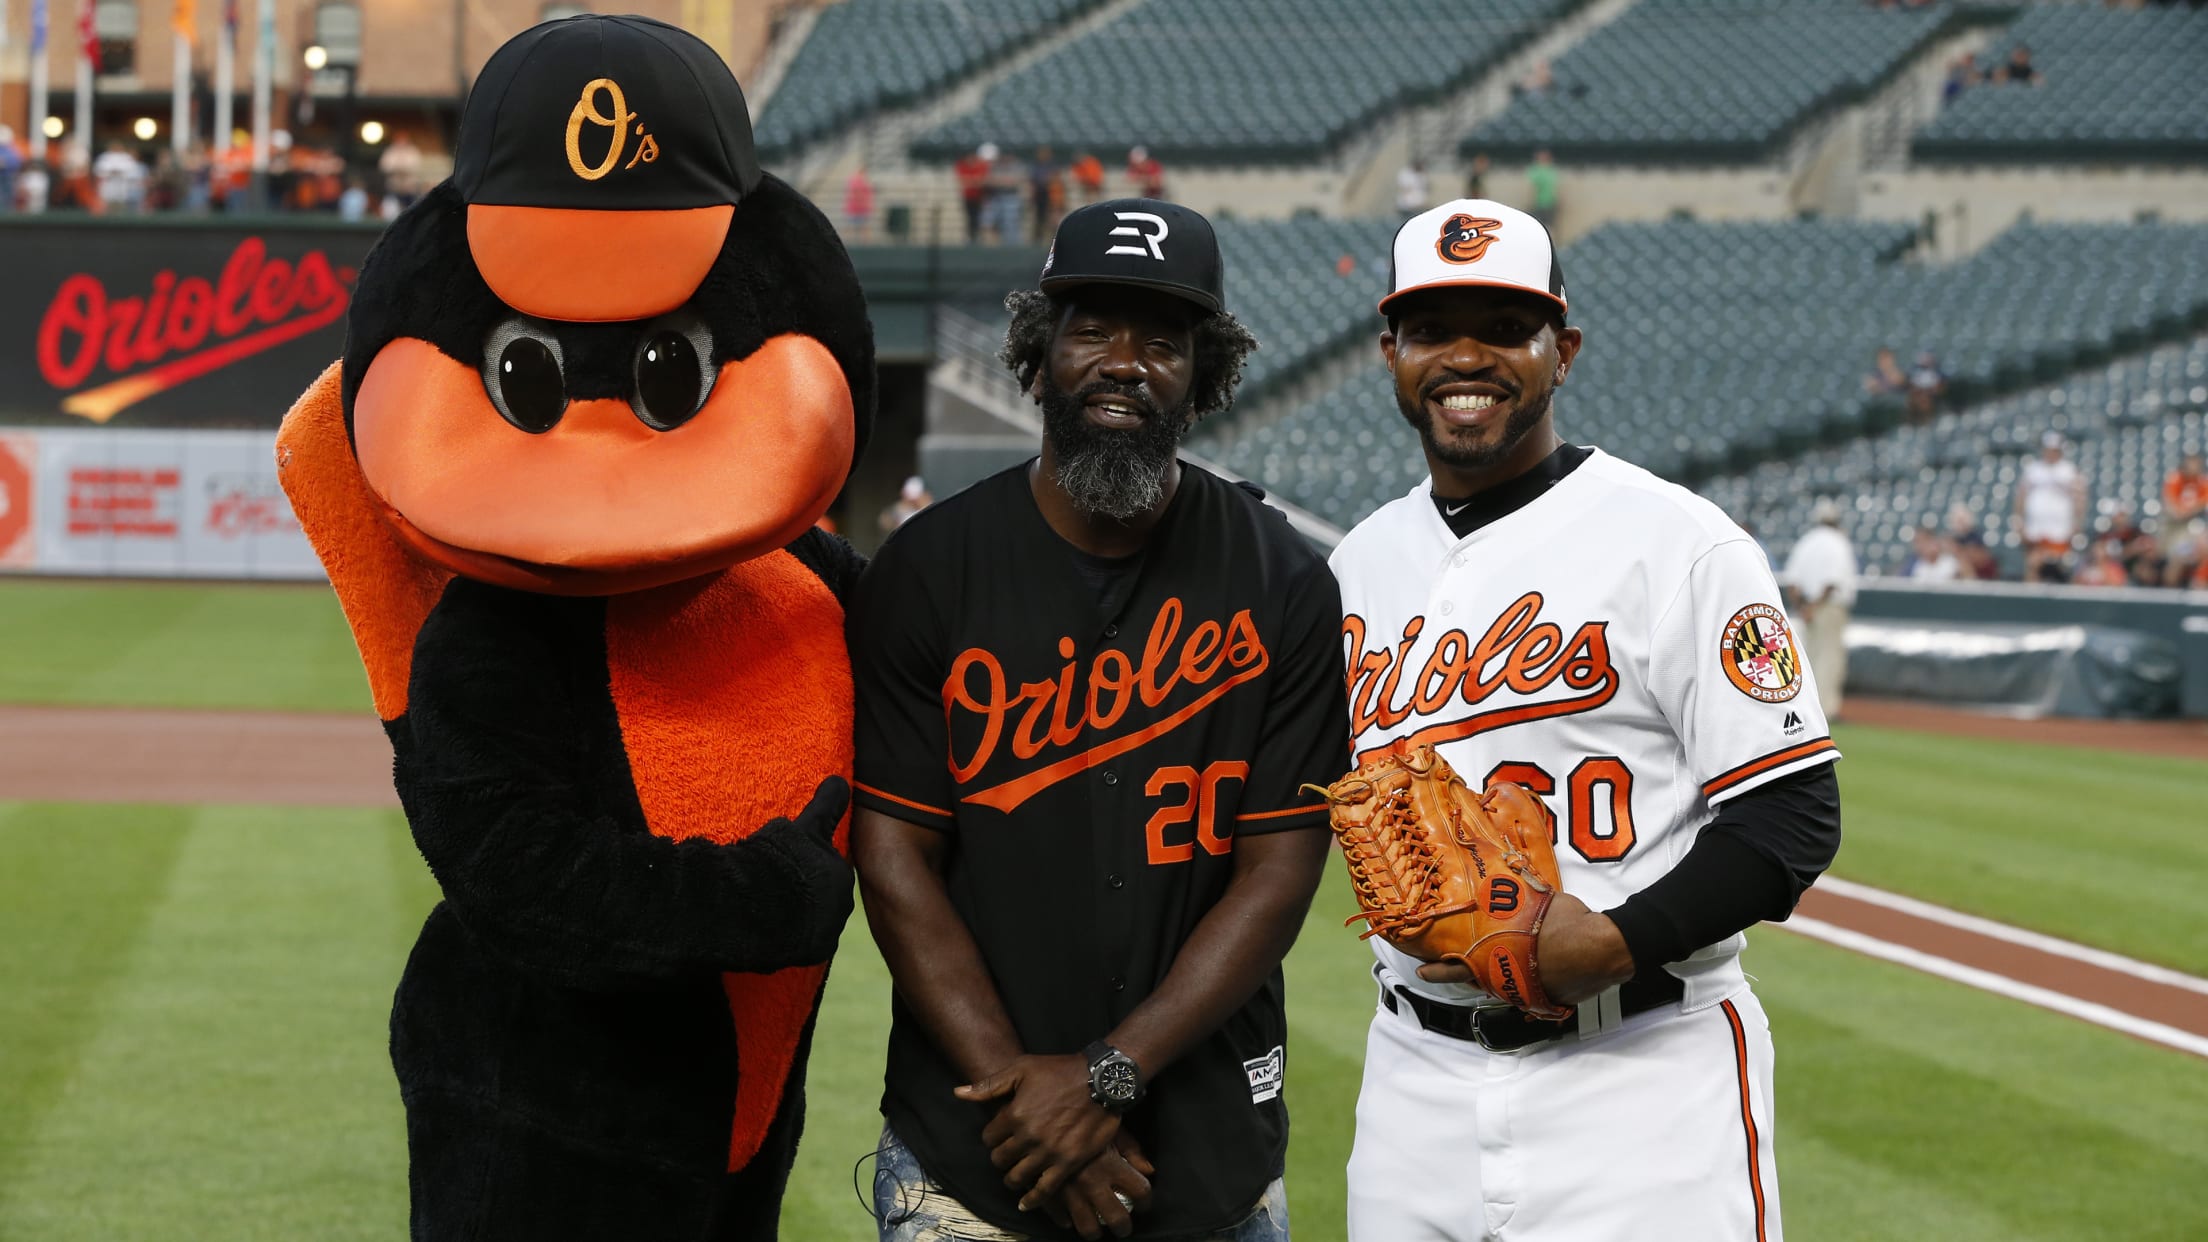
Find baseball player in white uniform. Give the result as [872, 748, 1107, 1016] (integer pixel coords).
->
[1330, 200, 1844, 1241]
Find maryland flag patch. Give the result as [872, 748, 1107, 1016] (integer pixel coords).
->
[1721, 603, 1803, 703]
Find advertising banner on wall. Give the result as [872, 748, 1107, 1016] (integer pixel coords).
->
[2, 428, 320, 579]
[0, 220, 382, 429]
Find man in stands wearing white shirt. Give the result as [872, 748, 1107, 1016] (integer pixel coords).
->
[1784, 499, 1858, 721]
[2016, 431, 2086, 582]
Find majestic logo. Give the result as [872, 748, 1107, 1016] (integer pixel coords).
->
[1782, 710, 1805, 735]
[944, 597, 1269, 813]
[1343, 593, 1616, 764]
[565, 77, 659, 181]
[1105, 211, 1169, 261]
[1243, 1045, 1284, 1104]
[36, 238, 354, 424]
[1436, 213, 1503, 265]
[1723, 603, 1803, 703]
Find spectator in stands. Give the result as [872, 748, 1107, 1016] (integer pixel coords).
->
[1784, 498, 1859, 720]
[1945, 503, 2001, 579]
[1902, 527, 1961, 581]
[1029, 145, 1063, 242]
[1905, 349, 1947, 422]
[379, 131, 424, 210]
[93, 143, 148, 215]
[843, 163, 875, 242]
[1517, 59, 1555, 97]
[2073, 538, 2130, 587]
[2163, 450, 2206, 532]
[18, 158, 50, 213]
[339, 177, 370, 222]
[2017, 431, 2086, 582]
[878, 475, 933, 533]
[1464, 152, 1489, 200]
[1940, 52, 1981, 104]
[1527, 149, 1560, 230]
[982, 147, 1025, 243]
[2164, 523, 2208, 590]
[1990, 44, 2043, 87]
[2103, 504, 2165, 586]
[1127, 145, 1166, 199]
[955, 143, 995, 243]
[1070, 150, 1105, 207]
[1395, 159, 1429, 216]
[1861, 346, 1908, 397]
[0, 126, 19, 213]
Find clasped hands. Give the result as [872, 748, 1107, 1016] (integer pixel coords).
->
[956, 1054, 1153, 1240]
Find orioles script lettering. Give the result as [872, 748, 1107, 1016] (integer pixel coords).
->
[37, 237, 351, 393]
[1345, 592, 1617, 759]
[945, 598, 1269, 812]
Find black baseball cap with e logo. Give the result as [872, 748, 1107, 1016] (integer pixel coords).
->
[1039, 199, 1226, 314]
[452, 14, 762, 324]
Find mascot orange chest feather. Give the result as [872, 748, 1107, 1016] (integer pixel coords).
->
[275, 15, 872, 1239]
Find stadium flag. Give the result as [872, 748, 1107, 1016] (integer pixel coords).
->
[173, 0, 196, 38]
[28, 0, 46, 160]
[76, 0, 97, 72]
[215, 1, 236, 155]
[252, 0, 274, 178]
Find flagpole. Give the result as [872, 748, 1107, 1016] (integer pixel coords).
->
[72, 29, 90, 165]
[251, 0, 271, 204]
[172, 33, 189, 157]
[215, 5, 233, 155]
[27, 0, 47, 162]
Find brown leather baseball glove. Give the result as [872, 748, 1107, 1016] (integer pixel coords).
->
[1307, 739, 1572, 1020]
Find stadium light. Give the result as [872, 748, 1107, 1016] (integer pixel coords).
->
[134, 118, 160, 142]
[303, 45, 330, 71]
[42, 116, 65, 140]
[360, 121, 386, 145]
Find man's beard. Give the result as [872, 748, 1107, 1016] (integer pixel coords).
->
[1040, 376, 1194, 519]
[1397, 377, 1553, 472]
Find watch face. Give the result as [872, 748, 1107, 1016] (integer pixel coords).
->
[1097, 1057, 1139, 1103]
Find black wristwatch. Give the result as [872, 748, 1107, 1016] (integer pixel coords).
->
[1084, 1040, 1144, 1114]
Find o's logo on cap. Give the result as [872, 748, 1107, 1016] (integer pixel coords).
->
[1436, 213, 1503, 265]
[564, 77, 660, 182]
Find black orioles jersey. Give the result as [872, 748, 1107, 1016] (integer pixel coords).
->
[848, 460, 1349, 1240]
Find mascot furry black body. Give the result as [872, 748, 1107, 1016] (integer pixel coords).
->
[276, 15, 873, 1238]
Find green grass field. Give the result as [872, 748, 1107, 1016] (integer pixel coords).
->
[3, 579, 2206, 1240]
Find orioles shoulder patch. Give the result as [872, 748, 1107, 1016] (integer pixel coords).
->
[1720, 603, 1803, 703]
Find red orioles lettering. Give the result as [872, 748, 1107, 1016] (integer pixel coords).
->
[944, 598, 1269, 811]
[1344, 592, 1616, 759]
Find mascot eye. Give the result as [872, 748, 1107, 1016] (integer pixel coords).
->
[481, 318, 568, 434]
[630, 318, 716, 431]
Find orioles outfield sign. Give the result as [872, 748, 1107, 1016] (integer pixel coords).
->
[1343, 591, 1616, 763]
[33, 236, 355, 424]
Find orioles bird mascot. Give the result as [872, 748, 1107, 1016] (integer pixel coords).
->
[275, 15, 873, 1239]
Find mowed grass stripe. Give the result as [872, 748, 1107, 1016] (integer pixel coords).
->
[0, 805, 417, 1242]
[0, 580, 368, 714]
[0, 805, 191, 1195]
[1827, 724, 2208, 976]
[1753, 927, 2208, 1242]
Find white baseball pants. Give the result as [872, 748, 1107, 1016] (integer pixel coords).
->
[1345, 987, 1782, 1242]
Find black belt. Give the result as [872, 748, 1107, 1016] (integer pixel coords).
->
[1380, 970, 1685, 1053]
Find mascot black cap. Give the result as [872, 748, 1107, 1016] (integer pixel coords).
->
[454, 14, 763, 323]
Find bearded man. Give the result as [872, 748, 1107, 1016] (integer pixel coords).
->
[845, 200, 1347, 1242]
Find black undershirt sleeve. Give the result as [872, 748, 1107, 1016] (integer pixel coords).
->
[1602, 764, 1842, 975]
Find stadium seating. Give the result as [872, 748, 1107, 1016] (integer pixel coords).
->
[754, 0, 1103, 158]
[1701, 337, 2208, 575]
[1462, 0, 1956, 163]
[1196, 218, 2208, 534]
[1913, 5, 2208, 164]
[910, 0, 1580, 165]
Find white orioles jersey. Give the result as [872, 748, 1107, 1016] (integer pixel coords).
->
[1330, 449, 1840, 1012]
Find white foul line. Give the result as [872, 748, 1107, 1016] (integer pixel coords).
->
[1816, 876, 2208, 997]
[1780, 916, 2208, 1060]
